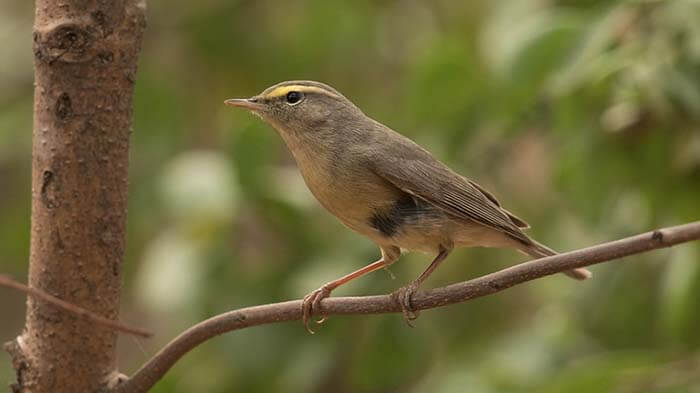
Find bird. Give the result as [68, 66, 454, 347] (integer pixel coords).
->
[225, 80, 591, 332]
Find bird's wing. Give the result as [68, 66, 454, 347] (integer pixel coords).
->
[467, 180, 530, 229]
[369, 153, 531, 244]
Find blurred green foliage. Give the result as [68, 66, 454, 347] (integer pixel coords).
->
[2, 0, 700, 392]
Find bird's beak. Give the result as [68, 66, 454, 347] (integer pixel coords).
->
[224, 98, 263, 111]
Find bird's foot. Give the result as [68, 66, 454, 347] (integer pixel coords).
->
[393, 282, 421, 327]
[301, 285, 332, 334]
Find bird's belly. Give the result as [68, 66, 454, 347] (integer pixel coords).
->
[370, 205, 452, 254]
[386, 226, 446, 254]
[384, 216, 514, 253]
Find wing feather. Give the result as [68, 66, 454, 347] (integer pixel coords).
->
[370, 155, 530, 244]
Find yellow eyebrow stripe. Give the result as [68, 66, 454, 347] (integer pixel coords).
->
[263, 85, 338, 100]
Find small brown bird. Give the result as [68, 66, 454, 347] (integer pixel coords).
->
[225, 80, 591, 332]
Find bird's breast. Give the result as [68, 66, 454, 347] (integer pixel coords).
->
[289, 145, 380, 229]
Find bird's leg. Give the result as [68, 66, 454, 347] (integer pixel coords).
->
[302, 247, 399, 334]
[394, 245, 452, 326]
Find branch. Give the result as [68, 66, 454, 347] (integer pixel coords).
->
[116, 221, 700, 393]
[0, 274, 152, 338]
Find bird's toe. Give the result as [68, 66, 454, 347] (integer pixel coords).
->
[394, 283, 420, 326]
[301, 286, 332, 333]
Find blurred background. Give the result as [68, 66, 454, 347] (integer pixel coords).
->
[2, 0, 700, 391]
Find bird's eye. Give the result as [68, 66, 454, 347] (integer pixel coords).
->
[286, 91, 303, 105]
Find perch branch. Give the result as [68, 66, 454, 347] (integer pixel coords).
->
[116, 221, 700, 393]
[0, 274, 152, 338]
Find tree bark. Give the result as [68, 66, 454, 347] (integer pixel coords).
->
[5, 1, 146, 392]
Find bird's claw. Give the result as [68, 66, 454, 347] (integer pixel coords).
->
[394, 283, 420, 327]
[302, 286, 332, 334]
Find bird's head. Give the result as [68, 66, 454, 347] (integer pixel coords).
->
[225, 80, 363, 137]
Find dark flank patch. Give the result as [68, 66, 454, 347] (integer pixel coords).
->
[369, 211, 400, 237]
[369, 193, 429, 237]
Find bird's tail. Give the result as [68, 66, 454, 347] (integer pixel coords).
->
[524, 240, 592, 280]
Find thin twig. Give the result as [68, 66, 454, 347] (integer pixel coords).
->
[0, 274, 152, 338]
[115, 222, 700, 393]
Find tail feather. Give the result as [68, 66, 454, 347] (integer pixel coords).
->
[524, 240, 592, 281]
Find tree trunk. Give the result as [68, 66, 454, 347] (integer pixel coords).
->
[5, 1, 146, 391]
